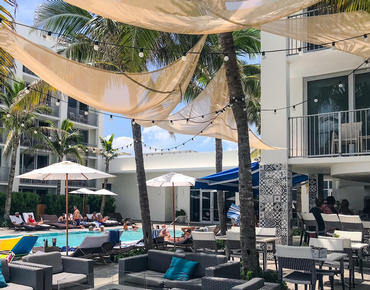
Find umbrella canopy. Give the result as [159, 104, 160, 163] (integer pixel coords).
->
[70, 188, 96, 195]
[16, 161, 115, 180]
[16, 161, 115, 255]
[95, 189, 118, 196]
[146, 172, 195, 187]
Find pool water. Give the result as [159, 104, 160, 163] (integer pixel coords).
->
[0, 229, 180, 248]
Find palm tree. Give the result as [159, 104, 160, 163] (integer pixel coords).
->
[0, 79, 51, 218]
[40, 119, 85, 194]
[0, 0, 16, 85]
[99, 134, 120, 214]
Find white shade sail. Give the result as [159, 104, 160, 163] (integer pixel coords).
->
[70, 188, 96, 195]
[16, 161, 115, 181]
[65, 0, 320, 34]
[94, 189, 118, 196]
[0, 26, 205, 121]
[147, 172, 195, 187]
[159, 65, 280, 149]
[262, 12, 370, 58]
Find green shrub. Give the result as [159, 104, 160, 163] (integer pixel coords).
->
[112, 248, 146, 263]
[242, 268, 288, 290]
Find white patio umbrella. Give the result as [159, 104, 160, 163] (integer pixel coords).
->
[147, 172, 195, 242]
[16, 161, 115, 255]
[70, 188, 96, 215]
[94, 189, 118, 196]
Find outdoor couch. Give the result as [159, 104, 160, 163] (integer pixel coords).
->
[119, 249, 230, 289]
[0, 259, 45, 290]
[201, 262, 280, 290]
[21, 252, 94, 290]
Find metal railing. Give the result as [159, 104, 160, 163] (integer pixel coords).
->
[287, 6, 336, 56]
[42, 96, 60, 117]
[289, 107, 370, 158]
[68, 180, 97, 188]
[67, 107, 98, 126]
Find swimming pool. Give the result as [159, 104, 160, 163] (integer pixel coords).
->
[0, 229, 180, 248]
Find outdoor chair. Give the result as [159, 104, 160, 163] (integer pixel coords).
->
[0, 258, 46, 290]
[300, 212, 321, 245]
[225, 230, 241, 260]
[110, 212, 124, 224]
[22, 252, 94, 290]
[331, 122, 362, 154]
[276, 245, 318, 290]
[71, 230, 123, 261]
[9, 216, 40, 231]
[255, 227, 278, 270]
[22, 213, 51, 230]
[119, 249, 229, 289]
[310, 237, 351, 289]
[338, 214, 364, 232]
[192, 231, 218, 254]
[230, 226, 240, 232]
[321, 214, 341, 234]
[202, 261, 280, 290]
[0, 236, 38, 260]
[41, 215, 78, 229]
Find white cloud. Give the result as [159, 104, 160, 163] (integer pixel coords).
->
[223, 140, 238, 151]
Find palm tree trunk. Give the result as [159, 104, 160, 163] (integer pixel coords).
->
[100, 159, 109, 215]
[132, 122, 153, 250]
[215, 138, 227, 235]
[219, 32, 258, 272]
[4, 136, 19, 219]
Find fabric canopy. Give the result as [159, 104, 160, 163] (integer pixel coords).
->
[95, 189, 118, 196]
[0, 26, 205, 120]
[65, 0, 320, 35]
[194, 162, 308, 194]
[262, 12, 370, 58]
[147, 172, 195, 187]
[158, 65, 278, 149]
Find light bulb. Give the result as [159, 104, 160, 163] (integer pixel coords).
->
[314, 98, 318, 103]
[6, 113, 10, 118]
[223, 55, 229, 62]
[138, 49, 144, 58]
[181, 55, 187, 61]
[21, 123, 25, 127]
[84, 111, 89, 116]
[110, 115, 113, 120]
[34, 130, 37, 134]
[93, 41, 99, 51]
[56, 99, 60, 106]
[48, 136, 52, 140]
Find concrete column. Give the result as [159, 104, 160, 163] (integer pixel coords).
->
[259, 163, 292, 245]
[308, 174, 318, 210]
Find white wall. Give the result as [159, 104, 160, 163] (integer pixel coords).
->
[110, 151, 238, 221]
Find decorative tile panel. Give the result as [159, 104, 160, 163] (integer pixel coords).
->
[259, 163, 292, 245]
[308, 174, 318, 210]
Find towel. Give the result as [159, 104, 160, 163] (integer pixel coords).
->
[109, 230, 120, 244]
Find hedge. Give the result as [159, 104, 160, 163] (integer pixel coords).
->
[0, 192, 115, 225]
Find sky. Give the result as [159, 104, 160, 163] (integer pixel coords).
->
[12, 0, 259, 154]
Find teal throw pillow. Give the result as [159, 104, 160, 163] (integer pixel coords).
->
[0, 262, 7, 288]
[163, 256, 199, 281]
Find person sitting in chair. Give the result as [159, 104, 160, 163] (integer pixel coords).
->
[12, 212, 24, 225]
[26, 214, 43, 225]
[166, 229, 192, 243]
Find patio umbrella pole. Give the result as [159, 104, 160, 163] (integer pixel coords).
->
[66, 173, 69, 256]
[172, 182, 175, 247]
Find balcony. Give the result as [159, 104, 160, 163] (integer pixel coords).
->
[0, 167, 10, 183]
[68, 180, 97, 188]
[287, 6, 336, 56]
[67, 107, 98, 127]
[20, 135, 43, 148]
[20, 167, 56, 186]
[289, 108, 370, 158]
[42, 97, 60, 117]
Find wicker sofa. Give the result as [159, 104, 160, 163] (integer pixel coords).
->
[21, 252, 94, 290]
[119, 249, 233, 289]
[0, 259, 45, 290]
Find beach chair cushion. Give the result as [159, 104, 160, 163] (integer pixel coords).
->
[23, 252, 63, 274]
[52, 272, 87, 289]
[163, 257, 199, 281]
[5, 283, 33, 290]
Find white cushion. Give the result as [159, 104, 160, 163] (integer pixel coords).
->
[301, 212, 315, 221]
[256, 227, 276, 236]
[52, 272, 87, 289]
[5, 283, 33, 290]
[226, 231, 240, 240]
[321, 214, 340, 222]
[276, 245, 313, 259]
[314, 236, 351, 249]
[192, 232, 215, 241]
[338, 215, 362, 224]
[334, 230, 362, 242]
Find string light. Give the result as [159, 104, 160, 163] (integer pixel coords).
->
[20, 123, 25, 127]
[138, 48, 144, 58]
[6, 113, 10, 118]
[364, 34, 368, 42]
[110, 114, 113, 120]
[55, 99, 60, 106]
[93, 41, 99, 51]
[181, 55, 187, 61]
[84, 111, 89, 116]
[223, 54, 229, 62]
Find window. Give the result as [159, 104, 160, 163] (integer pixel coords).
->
[79, 130, 89, 144]
[190, 188, 200, 222]
[37, 155, 48, 169]
[68, 98, 77, 108]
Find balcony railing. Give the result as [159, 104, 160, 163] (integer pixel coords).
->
[0, 167, 10, 182]
[67, 107, 98, 126]
[42, 97, 60, 117]
[287, 6, 336, 56]
[68, 180, 97, 188]
[289, 108, 370, 158]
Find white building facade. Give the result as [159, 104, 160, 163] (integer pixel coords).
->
[109, 150, 238, 223]
[260, 8, 370, 244]
[0, 26, 105, 194]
